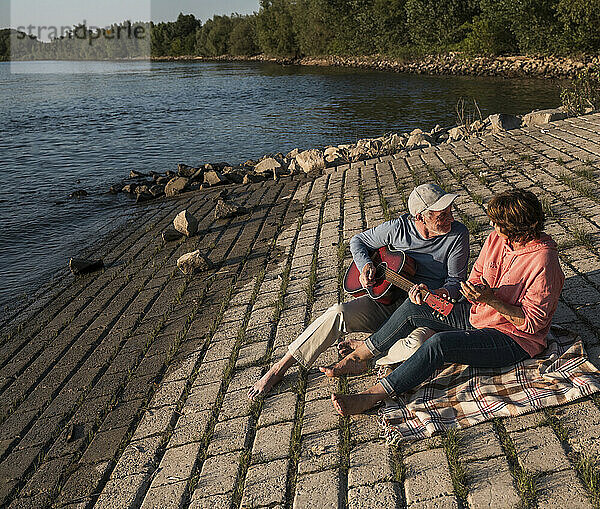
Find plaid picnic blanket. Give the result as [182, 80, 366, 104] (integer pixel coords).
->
[378, 326, 600, 444]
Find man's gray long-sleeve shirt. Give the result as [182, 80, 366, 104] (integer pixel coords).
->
[349, 214, 470, 299]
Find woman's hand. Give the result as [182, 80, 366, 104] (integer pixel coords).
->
[461, 277, 526, 326]
[460, 277, 495, 304]
[408, 283, 428, 305]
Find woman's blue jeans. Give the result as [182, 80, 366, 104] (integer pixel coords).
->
[364, 299, 530, 396]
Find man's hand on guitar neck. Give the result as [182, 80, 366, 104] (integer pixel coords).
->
[408, 284, 449, 305]
[359, 262, 375, 288]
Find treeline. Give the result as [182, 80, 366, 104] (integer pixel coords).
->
[153, 1, 600, 58]
[3, 1, 600, 61]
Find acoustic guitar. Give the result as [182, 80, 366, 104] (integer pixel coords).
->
[343, 246, 454, 316]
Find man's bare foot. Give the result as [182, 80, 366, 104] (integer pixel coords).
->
[337, 338, 364, 357]
[248, 353, 296, 400]
[331, 391, 386, 416]
[319, 356, 368, 377]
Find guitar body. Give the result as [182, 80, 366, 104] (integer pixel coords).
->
[343, 246, 416, 305]
[343, 246, 454, 316]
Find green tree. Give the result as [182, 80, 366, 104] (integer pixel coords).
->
[256, 0, 299, 56]
[461, 0, 517, 55]
[229, 15, 259, 56]
[405, 0, 479, 49]
[557, 0, 600, 53]
[503, 0, 562, 54]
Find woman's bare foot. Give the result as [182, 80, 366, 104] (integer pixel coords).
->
[331, 387, 387, 416]
[337, 338, 364, 357]
[248, 353, 296, 400]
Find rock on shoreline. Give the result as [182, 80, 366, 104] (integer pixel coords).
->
[110, 105, 581, 204]
[152, 52, 600, 80]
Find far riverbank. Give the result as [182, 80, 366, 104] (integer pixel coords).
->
[152, 53, 599, 80]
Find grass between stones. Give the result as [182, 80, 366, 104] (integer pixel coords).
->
[373, 165, 392, 222]
[286, 178, 330, 508]
[441, 429, 468, 503]
[336, 169, 351, 508]
[183, 185, 293, 506]
[79, 185, 274, 507]
[557, 171, 597, 201]
[542, 408, 600, 507]
[4, 243, 195, 505]
[493, 419, 539, 508]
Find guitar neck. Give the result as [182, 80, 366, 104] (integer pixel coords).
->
[382, 267, 418, 293]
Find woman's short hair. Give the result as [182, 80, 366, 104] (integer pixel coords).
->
[487, 189, 545, 242]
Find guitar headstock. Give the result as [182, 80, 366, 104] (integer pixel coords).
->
[423, 293, 454, 317]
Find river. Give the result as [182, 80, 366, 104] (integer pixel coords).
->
[0, 60, 565, 318]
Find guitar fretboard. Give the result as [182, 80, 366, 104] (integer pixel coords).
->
[382, 267, 417, 293]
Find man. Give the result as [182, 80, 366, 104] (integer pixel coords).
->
[248, 183, 469, 399]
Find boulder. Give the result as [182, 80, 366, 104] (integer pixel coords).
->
[488, 113, 522, 132]
[470, 119, 485, 132]
[69, 189, 88, 198]
[69, 258, 104, 275]
[523, 108, 567, 126]
[324, 148, 346, 166]
[287, 159, 301, 175]
[156, 176, 170, 186]
[165, 177, 189, 197]
[203, 170, 228, 186]
[243, 173, 262, 184]
[190, 168, 205, 181]
[254, 157, 282, 174]
[177, 163, 199, 178]
[223, 169, 245, 184]
[449, 126, 467, 141]
[109, 184, 122, 194]
[296, 149, 325, 173]
[349, 146, 368, 161]
[129, 170, 146, 178]
[209, 162, 231, 170]
[286, 148, 300, 159]
[135, 191, 153, 203]
[215, 198, 247, 219]
[386, 133, 405, 149]
[149, 184, 164, 198]
[135, 185, 149, 195]
[177, 250, 211, 275]
[406, 132, 426, 149]
[122, 184, 137, 193]
[162, 228, 184, 242]
[173, 209, 198, 237]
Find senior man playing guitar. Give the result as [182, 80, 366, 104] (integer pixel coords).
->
[248, 183, 469, 399]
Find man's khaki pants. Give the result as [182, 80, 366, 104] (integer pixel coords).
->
[288, 295, 404, 368]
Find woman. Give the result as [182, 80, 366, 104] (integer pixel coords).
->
[323, 189, 565, 416]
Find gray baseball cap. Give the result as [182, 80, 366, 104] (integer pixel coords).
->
[408, 184, 458, 216]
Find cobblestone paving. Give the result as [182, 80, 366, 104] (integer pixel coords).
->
[2, 113, 600, 508]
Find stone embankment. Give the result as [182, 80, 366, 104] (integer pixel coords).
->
[112, 106, 577, 204]
[2, 112, 600, 508]
[154, 52, 600, 79]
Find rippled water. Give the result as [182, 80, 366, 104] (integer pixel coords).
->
[0, 60, 564, 316]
